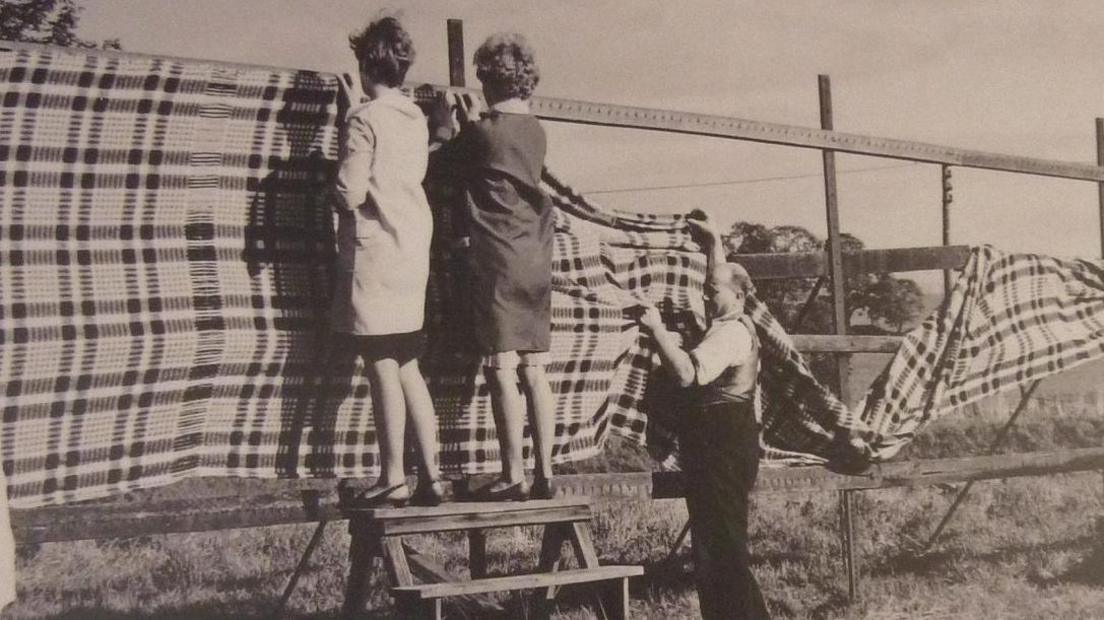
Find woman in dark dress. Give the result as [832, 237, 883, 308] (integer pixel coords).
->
[431, 33, 556, 500]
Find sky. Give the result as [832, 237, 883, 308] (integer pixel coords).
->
[73, 0, 1104, 268]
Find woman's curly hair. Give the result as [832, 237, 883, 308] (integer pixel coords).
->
[348, 16, 415, 87]
[474, 33, 540, 100]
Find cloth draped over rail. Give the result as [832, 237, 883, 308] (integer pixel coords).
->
[4, 46, 1104, 508]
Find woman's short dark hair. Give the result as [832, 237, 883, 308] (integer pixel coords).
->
[473, 32, 540, 99]
[349, 16, 415, 87]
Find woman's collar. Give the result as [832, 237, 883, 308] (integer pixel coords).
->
[489, 98, 530, 114]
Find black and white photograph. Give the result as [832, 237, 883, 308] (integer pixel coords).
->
[4, 1, 1104, 618]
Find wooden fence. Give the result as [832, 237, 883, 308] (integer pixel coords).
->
[8, 18, 1104, 601]
[13, 448, 1104, 545]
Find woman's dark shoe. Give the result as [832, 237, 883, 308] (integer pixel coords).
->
[470, 479, 530, 502]
[339, 481, 411, 509]
[410, 479, 446, 507]
[530, 476, 555, 500]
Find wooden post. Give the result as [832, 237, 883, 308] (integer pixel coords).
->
[469, 529, 488, 579]
[838, 490, 857, 601]
[819, 74, 858, 602]
[818, 75, 850, 406]
[447, 19, 466, 88]
[941, 165, 953, 296]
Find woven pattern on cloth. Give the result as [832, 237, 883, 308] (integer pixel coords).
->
[859, 245, 1104, 459]
[6, 46, 1103, 508]
[0, 45, 867, 507]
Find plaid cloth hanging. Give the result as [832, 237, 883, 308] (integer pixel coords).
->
[4, 44, 1104, 507]
[859, 246, 1104, 458]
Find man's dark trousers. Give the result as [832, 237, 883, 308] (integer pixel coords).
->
[678, 400, 769, 620]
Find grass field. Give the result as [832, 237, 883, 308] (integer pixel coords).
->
[7, 366, 1104, 619]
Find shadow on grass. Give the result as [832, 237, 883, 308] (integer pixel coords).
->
[865, 535, 1095, 578]
[1055, 541, 1104, 587]
[40, 603, 397, 620]
[804, 591, 851, 620]
[619, 553, 852, 620]
[629, 555, 697, 599]
[42, 602, 331, 620]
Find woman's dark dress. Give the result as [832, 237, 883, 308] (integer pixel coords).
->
[440, 111, 554, 354]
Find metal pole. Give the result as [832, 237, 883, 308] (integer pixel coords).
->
[272, 519, 328, 619]
[664, 520, 692, 564]
[920, 380, 1041, 552]
[793, 276, 827, 331]
[447, 19, 466, 88]
[819, 75, 858, 602]
[941, 165, 953, 296]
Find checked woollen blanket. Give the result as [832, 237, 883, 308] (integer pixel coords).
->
[4, 45, 1104, 507]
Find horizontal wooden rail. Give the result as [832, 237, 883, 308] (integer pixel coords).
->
[2, 42, 1100, 182]
[13, 447, 1104, 544]
[735, 245, 970, 280]
[791, 334, 902, 353]
[406, 85, 1104, 183]
[527, 95, 1104, 182]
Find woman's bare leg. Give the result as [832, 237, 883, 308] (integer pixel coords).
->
[399, 359, 441, 482]
[488, 365, 527, 487]
[521, 364, 555, 482]
[368, 358, 407, 488]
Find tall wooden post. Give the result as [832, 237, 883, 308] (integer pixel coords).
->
[818, 75, 850, 406]
[941, 165, 953, 296]
[819, 75, 858, 602]
[1096, 119, 1104, 503]
[1096, 119, 1104, 257]
[447, 19, 466, 88]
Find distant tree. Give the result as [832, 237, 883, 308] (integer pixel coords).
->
[726, 220, 926, 384]
[1, 0, 120, 49]
[727, 220, 926, 335]
[860, 276, 924, 334]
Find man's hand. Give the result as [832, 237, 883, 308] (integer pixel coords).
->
[636, 305, 664, 332]
[686, 209, 721, 246]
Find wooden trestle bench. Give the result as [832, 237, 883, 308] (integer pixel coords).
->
[341, 497, 642, 619]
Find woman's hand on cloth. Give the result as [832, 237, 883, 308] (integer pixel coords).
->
[429, 90, 484, 139]
[336, 73, 368, 111]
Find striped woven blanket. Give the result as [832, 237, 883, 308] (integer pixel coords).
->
[4, 44, 1104, 507]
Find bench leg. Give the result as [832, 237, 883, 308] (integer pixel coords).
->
[341, 532, 376, 620]
[381, 537, 414, 586]
[396, 593, 443, 620]
[533, 522, 567, 618]
[469, 529, 488, 579]
[597, 577, 630, 620]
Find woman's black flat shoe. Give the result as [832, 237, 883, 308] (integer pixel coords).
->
[530, 477, 555, 500]
[470, 480, 530, 502]
[410, 479, 446, 506]
[339, 481, 411, 509]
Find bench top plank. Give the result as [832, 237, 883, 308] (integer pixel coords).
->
[369, 503, 594, 535]
[392, 565, 643, 599]
[356, 498, 592, 519]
